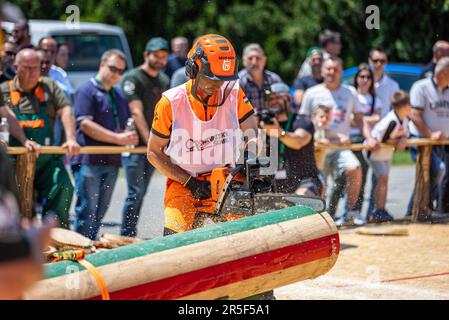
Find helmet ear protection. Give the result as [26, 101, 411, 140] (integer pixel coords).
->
[185, 43, 204, 79]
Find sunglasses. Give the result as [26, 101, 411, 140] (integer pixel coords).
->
[4, 51, 16, 57]
[371, 59, 386, 64]
[107, 65, 125, 75]
[358, 74, 372, 80]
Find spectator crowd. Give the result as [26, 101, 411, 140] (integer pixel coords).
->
[1, 22, 449, 242]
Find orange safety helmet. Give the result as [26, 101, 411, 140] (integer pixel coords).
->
[185, 34, 239, 81]
[186, 34, 239, 107]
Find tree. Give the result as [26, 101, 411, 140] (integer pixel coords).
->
[13, 0, 449, 84]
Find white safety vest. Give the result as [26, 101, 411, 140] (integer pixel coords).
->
[163, 83, 242, 177]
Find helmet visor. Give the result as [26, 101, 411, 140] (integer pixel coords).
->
[192, 74, 237, 107]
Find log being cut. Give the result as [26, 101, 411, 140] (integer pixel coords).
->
[24, 206, 339, 300]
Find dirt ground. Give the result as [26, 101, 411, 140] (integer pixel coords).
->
[275, 222, 449, 300]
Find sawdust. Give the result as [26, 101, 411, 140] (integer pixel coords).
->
[275, 223, 449, 300]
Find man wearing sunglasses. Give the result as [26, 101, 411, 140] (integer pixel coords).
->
[71, 49, 138, 239]
[38, 37, 75, 147]
[120, 37, 169, 237]
[368, 48, 400, 118]
[0, 40, 17, 83]
[366, 48, 400, 218]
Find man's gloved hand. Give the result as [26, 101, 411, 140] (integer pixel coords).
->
[185, 177, 211, 200]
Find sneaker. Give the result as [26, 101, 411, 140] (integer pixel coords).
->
[348, 210, 366, 225]
[335, 214, 349, 227]
[370, 209, 394, 223]
[430, 211, 449, 223]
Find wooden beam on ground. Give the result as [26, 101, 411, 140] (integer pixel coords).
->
[412, 145, 432, 222]
[15, 152, 37, 219]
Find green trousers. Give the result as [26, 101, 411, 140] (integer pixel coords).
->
[35, 156, 73, 228]
[12, 155, 73, 228]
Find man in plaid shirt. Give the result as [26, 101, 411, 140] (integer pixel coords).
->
[238, 43, 283, 112]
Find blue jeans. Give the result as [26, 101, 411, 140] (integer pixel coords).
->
[121, 154, 155, 237]
[405, 146, 446, 215]
[73, 164, 119, 240]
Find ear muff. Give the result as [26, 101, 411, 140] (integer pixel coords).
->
[185, 43, 203, 79]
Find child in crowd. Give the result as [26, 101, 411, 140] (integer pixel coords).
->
[366, 90, 411, 223]
[311, 105, 350, 171]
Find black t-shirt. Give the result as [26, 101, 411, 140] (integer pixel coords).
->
[121, 68, 169, 146]
[281, 114, 319, 182]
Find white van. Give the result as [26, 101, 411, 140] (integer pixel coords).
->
[4, 19, 134, 89]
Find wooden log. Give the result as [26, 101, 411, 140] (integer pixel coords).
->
[23, 206, 339, 300]
[15, 152, 36, 219]
[412, 145, 432, 222]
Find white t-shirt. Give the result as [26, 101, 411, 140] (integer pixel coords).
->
[369, 110, 409, 161]
[408, 78, 449, 137]
[349, 87, 382, 136]
[375, 74, 400, 118]
[300, 83, 362, 135]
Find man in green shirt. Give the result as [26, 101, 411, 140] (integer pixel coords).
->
[0, 49, 80, 227]
[120, 37, 169, 237]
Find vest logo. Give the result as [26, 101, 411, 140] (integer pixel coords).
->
[222, 59, 231, 72]
[186, 132, 229, 152]
[19, 119, 45, 129]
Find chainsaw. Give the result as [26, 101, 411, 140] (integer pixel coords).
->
[192, 157, 326, 229]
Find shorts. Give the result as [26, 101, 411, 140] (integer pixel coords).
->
[323, 149, 361, 179]
[368, 159, 392, 177]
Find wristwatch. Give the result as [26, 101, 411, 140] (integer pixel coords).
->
[279, 130, 286, 138]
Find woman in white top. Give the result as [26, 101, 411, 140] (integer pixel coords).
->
[338, 63, 382, 216]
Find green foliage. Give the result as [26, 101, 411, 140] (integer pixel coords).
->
[12, 0, 449, 84]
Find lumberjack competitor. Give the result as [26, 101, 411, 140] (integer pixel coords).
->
[147, 34, 258, 235]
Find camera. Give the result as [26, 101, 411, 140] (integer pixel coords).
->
[256, 108, 278, 124]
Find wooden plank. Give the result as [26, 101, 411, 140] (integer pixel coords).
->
[412, 145, 432, 221]
[7, 146, 147, 155]
[15, 152, 36, 219]
[6, 139, 449, 155]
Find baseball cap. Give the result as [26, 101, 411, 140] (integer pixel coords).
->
[145, 37, 169, 52]
[270, 82, 290, 94]
[306, 46, 323, 58]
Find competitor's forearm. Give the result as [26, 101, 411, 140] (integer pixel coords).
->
[147, 148, 190, 184]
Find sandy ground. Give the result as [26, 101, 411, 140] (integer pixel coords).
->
[275, 223, 449, 300]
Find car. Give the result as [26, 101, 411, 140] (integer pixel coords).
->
[3, 19, 134, 89]
[342, 63, 425, 92]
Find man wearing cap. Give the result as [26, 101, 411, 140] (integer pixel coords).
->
[120, 37, 169, 237]
[292, 47, 324, 107]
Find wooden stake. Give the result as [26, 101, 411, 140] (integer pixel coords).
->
[412, 145, 432, 222]
[15, 152, 36, 219]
